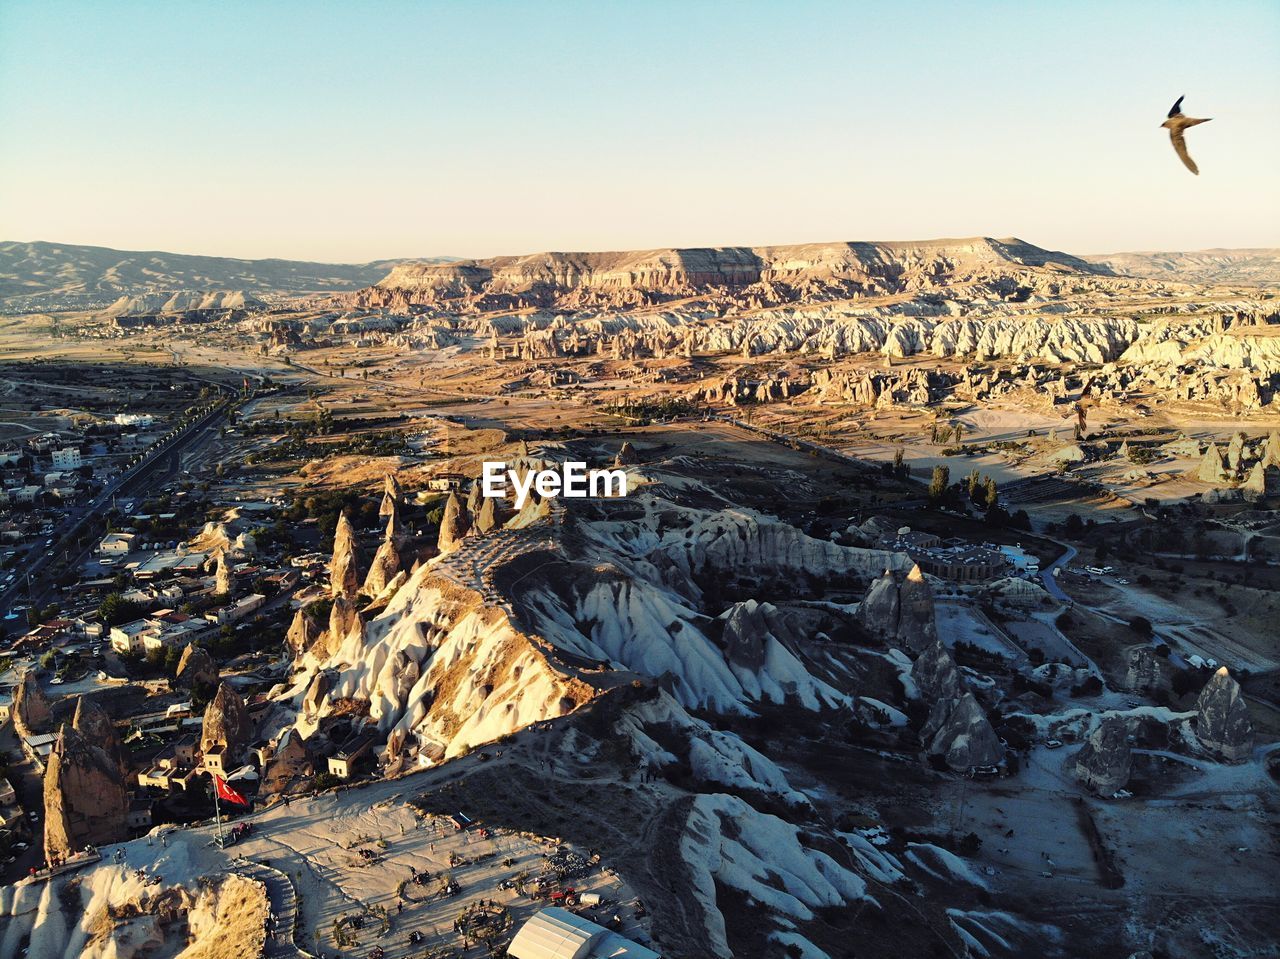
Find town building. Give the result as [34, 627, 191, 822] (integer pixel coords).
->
[109, 611, 210, 656]
[328, 732, 375, 780]
[113, 413, 154, 428]
[14, 486, 43, 505]
[876, 530, 1008, 582]
[127, 797, 155, 831]
[427, 473, 467, 492]
[98, 532, 136, 555]
[203, 593, 266, 626]
[137, 736, 201, 792]
[202, 743, 229, 776]
[51, 448, 82, 470]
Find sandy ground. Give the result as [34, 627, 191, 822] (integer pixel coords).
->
[225, 784, 649, 957]
[1084, 580, 1280, 673]
[935, 601, 1023, 661]
[106, 762, 654, 959]
[942, 741, 1280, 951]
[4, 761, 652, 959]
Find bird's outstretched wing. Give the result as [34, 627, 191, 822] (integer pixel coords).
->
[1169, 127, 1199, 174]
[1168, 95, 1185, 118]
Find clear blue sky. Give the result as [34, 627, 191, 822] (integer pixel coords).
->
[1, 0, 1277, 261]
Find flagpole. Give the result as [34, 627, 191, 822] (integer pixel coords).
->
[213, 774, 224, 847]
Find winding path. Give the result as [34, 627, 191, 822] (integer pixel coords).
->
[233, 859, 316, 958]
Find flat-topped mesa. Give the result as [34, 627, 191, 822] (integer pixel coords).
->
[356, 237, 1110, 310]
[329, 510, 361, 600]
[1194, 666, 1254, 762]
[1072, 717, 1132, 794]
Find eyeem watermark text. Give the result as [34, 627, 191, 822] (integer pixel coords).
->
[481, 461, 626, 509]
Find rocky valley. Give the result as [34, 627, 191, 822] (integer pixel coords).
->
[0, 234, 1276, 959]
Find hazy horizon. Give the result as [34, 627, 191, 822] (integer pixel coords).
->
[2, 0, 1277, 261]
[4, 234, 1280, 268]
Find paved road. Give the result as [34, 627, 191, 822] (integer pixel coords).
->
[0, 393, 234, 617]
[1040, 542, 1076, 602]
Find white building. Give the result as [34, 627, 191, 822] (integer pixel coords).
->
[14, 486, 42, 505]
[204, 593, 266, 626]
[114, 413, 154, 428]
[52, 448, 82, 470]
[99, 532, 136, 555]
[507, 908, 661, 959]
[110, 612, 209, 655]
[109, 619, 153, 655]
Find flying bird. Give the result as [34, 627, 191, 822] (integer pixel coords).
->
[1161, 96, 1212, 175]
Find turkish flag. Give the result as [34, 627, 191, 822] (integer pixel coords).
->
[214, 774, 249, 806]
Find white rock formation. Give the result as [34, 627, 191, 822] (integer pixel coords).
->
[329, 511, 361, 600]
[1072, 717, 1132, 794]
[1194, 667, 1253, 761]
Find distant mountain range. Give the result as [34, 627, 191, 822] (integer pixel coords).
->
[0, 240, 455, 311]
[1082, 248, 1280, 287]
[1, 238, 1275, 313]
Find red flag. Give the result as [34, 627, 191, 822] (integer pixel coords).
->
[214, 774, 249, 806]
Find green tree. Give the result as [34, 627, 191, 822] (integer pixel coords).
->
[99, 593, 140, 626]
[892, 447, 907, 478]
[967, 469, 982, 501]
[928, 465, 950, 505]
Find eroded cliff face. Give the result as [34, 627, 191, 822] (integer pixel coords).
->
[857, 564, 937, 653]
[923, 692, 1004, 770]
[13, 669, 53, 738]
[201, 683, 254, 763]
[354, 237, 1114, 311]
[175, 644, 218, 690]
[1073, 717, 1132, 794]
[1194, 667, 1254, 761]
[280, 467, 911, 757]
[44, 724, 129, 861]
[289, 567, 597, 762]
